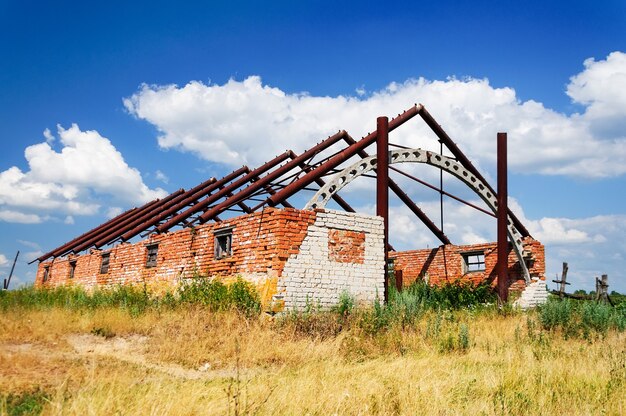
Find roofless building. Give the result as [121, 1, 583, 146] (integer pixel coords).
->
[34, 104, 548, 310]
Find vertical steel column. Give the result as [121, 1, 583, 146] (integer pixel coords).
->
[497, 132, 509, 303]
[377, 117, 389, 303]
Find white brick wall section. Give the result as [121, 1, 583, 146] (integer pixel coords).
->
[279, 210, 385, 310]
[513, 277, 549, 309]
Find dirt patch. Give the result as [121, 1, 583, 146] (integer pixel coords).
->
[65, 334, 239, 380]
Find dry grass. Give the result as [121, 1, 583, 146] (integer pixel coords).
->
[1, 306, 624, 415]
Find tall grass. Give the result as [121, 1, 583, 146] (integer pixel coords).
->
[538, 297, 626, 339]
[0, 276, 260, 316]
[1, 281, 625, 415]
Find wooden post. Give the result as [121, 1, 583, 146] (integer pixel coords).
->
[596, 274, 609, 303]
[552, 262, 569, 299]
[395, 270, 403, 292]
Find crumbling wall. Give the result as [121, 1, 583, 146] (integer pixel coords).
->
[35, 208, 385, 310]
[391, 237, 545, 290]
[279, 210, 385, 310]
[35, 208, 316, 291]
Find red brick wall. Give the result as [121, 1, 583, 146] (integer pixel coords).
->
[391, 237, 545, 291]
[328, 229, 365, 264]
[36, 208, 316, 289]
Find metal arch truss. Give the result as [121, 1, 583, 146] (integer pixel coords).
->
[305, 148, 531, 284]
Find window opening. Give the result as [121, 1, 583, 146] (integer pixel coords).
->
[214, 228, 233, 259]
[69, 261, 76, 279]
[100, 253, 110, 274]
[43, 266, 50, 282]
[463, 252, 485, 272]
[146, 244, 158, 268]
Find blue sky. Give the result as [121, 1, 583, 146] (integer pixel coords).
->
[1, 0, 625, 292]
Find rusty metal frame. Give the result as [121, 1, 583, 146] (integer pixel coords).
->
[38, 103, 533, 269]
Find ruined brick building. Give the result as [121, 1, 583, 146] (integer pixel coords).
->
[35, 104, 547, 309]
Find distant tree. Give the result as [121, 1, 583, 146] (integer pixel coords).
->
[574, 289, 587, 295]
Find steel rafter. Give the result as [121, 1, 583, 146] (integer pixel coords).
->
[120, 167, 249, 241]
[197, 130, 348, 223]
[73, 189, 186, 253]
[158, 150, 293, 231]
[265, 105, 421, 207]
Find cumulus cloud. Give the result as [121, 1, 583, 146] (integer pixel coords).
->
[0, 254, 7, 267]
[155, 170, 169, 184]
[125, 52, 626, 178]
[0, 209, 44, 224]
[0, 124, 167, 223]
[106, 207, 124, 218]
[567, 52, 626, 121]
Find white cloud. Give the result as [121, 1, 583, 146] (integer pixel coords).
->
[0, 254, 7, 267]
[0, 124, 167, 223]
[125, 52, 626, 179]
[106, 207, 123, 218]
[64, 215, 75, 225]
[155, 170, 169, 184]
[567, 51, 626, 121]
[43, 128, 55, 143]
[0, 209, 43, 224]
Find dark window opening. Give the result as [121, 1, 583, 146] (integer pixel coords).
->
[146, 244, 158, 268]
[214, 229, 233, 259]
[100, 253, 110, 274]
[463, 252, 485, 273]
[69, 261, 76, 279]
[43, 266, 50, 282]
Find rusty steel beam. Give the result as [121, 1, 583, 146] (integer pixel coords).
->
[34, 205, 141, 262]
[497, 132, 509, 302]
[52, 198, 165, 258]
[258, 181, 294, 208]
[266, 105, 421, 208]
[418, 105, 530, 238]
[120, 168, 249, 241]
[377, 116, 390, 303]
[342, 135, 450, 245]
[73, 189, 186, 252]
[161, 151, 293, 230]
[197, 130, 349, 223]
[117, 177, 224, 241]
[52, 199, 166, 257]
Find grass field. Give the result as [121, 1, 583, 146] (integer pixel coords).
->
[1, 283, 624, 415]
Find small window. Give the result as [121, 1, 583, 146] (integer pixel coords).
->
[43, 266, 50, 282]
[146, 244, 158, 268]
[69, 261, 76, 279]
[463, 252, 485, 272]
[100, 253, 110, 274]
[214, 228, 233, 259]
